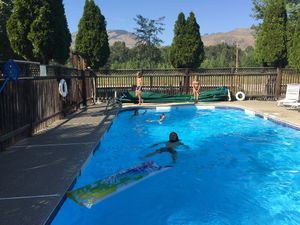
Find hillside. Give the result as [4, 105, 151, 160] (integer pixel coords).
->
[71, 30, 137, 49]
[71, 28, 255, 50]
[202, 28, 255, 50]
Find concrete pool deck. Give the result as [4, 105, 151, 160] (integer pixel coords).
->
[0, 103, 117, 225]
[0, 100, 299, 225]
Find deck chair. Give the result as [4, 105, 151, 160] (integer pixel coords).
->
[277, 84, 300, 106]
[288, 102, 300, 109]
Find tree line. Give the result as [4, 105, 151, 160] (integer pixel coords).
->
[1, 0, 300, 70]
[253, 0, 300, 70]
[108, 43, 259, 69]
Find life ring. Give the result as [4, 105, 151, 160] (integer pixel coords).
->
[58, 79, 68, 97]
[235, 91, 245, 101]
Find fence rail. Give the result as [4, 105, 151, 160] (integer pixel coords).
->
[95, 68, 295, 100]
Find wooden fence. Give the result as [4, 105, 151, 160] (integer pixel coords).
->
[95, 68, 300, 100]
[1, 62, 300, 151]
[0, 60, 94, 151]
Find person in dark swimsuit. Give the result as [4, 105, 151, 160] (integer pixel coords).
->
[135, 72, 143, 105]
[143, 132, 188, 163]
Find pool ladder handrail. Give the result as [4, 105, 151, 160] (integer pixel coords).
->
[105, 91, 125, 114]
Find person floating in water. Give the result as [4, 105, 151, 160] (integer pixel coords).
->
[143, 132, 188, 163]
[146, 113, 166, 124]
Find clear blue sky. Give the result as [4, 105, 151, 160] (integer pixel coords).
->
[64, 0, 256, 45]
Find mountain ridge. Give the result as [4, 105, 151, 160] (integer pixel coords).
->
[71, 28, 255, 50]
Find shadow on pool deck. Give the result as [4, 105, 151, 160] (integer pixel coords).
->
[0, 103, 116, 225]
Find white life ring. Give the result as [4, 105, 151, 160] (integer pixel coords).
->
[58, 79, 68, 97]
[235, 91, 245, 101]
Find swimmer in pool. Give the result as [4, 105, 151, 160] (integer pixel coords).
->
[143, 132, 188, 163]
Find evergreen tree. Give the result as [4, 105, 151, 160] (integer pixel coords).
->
[7, 0, 71, 64]
[253, 0, 299, 66]
[184, 12, 204, 68]
[109, 42, 129, 64]
[49, 0, 71, 64]
[27, 1, 54, 63]
[0, 0, 14, 60]
[240, 46, 260, 67]
[170, 12, 187, 68]
[75, 0, 110, 69]
[289, 11, 300, 70]
[170, 12, 204, 68]
[255, 0, 288, 67]
[7, 0, 36, 60]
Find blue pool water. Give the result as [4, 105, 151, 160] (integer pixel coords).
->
[52, 106, 300, 225]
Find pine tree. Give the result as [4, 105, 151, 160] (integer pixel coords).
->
[170, 12, 187, 68]
[49, 0, 71, 64]
[75, 0, 110, 69]
[289, 11, 300, 70]
[7, 0, 71, 64]
[27, 1, 54, 63]
[255, 0, 288, 67]
[7, 0, 36, 60]
[184, 12, 204, 68]
[0, 0, 14, 60]
[170, 12, 204, 68]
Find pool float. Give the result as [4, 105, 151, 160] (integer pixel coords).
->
[67, 161, 171, 208]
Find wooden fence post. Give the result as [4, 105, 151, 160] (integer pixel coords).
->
[150, 76, 153, 91]
[29, 78, 36, 135]
[275, 67, 282, 99]
[81, 70, 87, 107]
[184, 69, 190, 94]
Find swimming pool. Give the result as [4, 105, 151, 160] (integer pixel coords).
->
[51, 106, 300, 225]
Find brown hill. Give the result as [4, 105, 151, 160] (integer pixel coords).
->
[71, 28, 255, 50]
[71, 30, 137, 49]
[202, 28, 255, 50]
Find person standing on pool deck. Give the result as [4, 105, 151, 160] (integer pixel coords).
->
[192, 76, 200, 104]
[143, 132, 188, 163]
[135, 71, 143, 105]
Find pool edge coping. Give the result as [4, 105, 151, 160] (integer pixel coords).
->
[122, 103, 300, 131]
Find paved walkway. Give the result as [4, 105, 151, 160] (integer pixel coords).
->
[0, 104, 116, 225]
[0, 100, 299, 225]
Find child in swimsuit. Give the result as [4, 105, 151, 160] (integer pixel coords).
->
[143, 132, 188, 163]
[135, 72, 143, 105]
[192, 76, 200, 104]
[146, 113, 166, 124]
